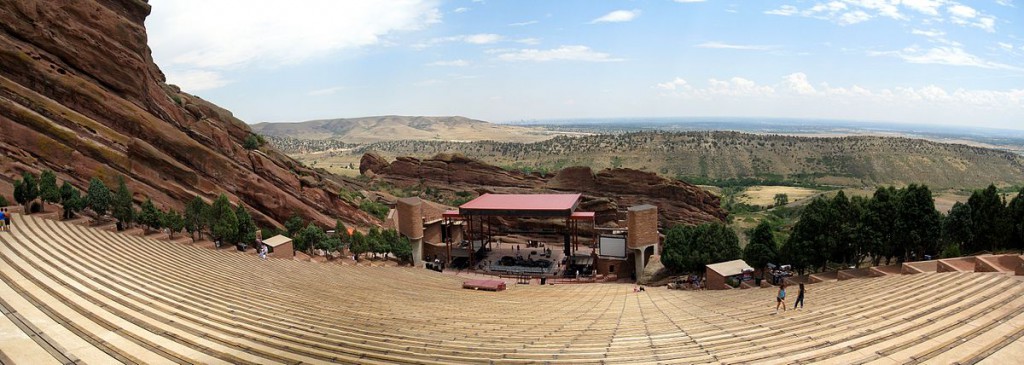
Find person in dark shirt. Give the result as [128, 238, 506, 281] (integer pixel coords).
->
[793, 283, 805, 310]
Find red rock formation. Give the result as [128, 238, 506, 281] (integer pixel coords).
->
[361, 153, 727, 226]
[0, 0, 376, 228]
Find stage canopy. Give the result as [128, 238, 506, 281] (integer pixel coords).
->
[458, 193, 582, 217]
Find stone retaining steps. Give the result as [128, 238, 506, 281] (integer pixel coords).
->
[0, 213, 1022, 364]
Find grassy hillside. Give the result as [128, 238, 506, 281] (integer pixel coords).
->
[340, 131, 1024, 190]
[251, 115, 563, 144]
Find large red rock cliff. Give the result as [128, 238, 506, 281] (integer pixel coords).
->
[0, 0, 376, 228]
[361, 153, 727, 227]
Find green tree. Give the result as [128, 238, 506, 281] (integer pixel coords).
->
[243, 134, 260, 150]
[112, 176, 135, 229]
[39, 170, 59, 209]
[392, 236, 414, 265]
[867, 186, 899, 265]
[0, 195, 8, 207]
[773, 193, 789, 207]
[14, 172, 39, 209]
[59, 182, 84, 220]
[86, 177, 110, 217]
[138, 198, 161, 232]
[209, 194, 238, 245]
[350, 231, 367, 261]
[1007, 187, 1024, 253]
[162, 209, 185, 239]
[966, 184, 1010, 253]
[743, 221, 777, 276]
[783, 196, 836, 273]
[334, 219, 350, 251]
[895, 184, 941, 261]
[943, 202, 973, 253]
[235, 205, 256, 245]
[296, 223, 327, 254]
[284, 214, 305, 238]
[185, 196, 208, 241]
[662, 223, 741, 273]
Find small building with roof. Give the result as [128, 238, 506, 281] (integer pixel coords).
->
[706, 259, 754, 290]
[263, 235, 294, 259]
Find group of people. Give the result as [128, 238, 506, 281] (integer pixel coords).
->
[0, 208, 11, 232]
[775, 283, 805, 313]
[255, 238, 268, 260]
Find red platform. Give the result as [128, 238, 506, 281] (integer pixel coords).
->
[462, 279, 506, 291]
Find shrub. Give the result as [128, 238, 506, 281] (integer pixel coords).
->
[243, 134, 260, 150]
[0, 195, 8, 207]
[359, 200, 389, 220]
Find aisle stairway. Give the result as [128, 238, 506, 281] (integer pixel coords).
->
[0, 213, 1021, 364]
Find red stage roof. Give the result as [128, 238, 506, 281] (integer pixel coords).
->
[570, 212, 595, 220]
[459, 193, 582, 217]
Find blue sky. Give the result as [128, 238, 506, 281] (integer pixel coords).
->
[147, 0, 1023, 128]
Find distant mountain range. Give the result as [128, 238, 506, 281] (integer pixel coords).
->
[251, 115, 562, 144]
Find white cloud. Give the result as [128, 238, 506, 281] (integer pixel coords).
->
[307, 86, 345, 96]
[656, 73, 1024, 111]
[164, 70, 229, 91]
[765, 5, 799, 16]
[838, 10, 873, 25]
[947, 4, 978, 19]
[149, 0, 440, 69]
[453, 7, 469, 13]
[781, 72, 817, 95]
[464, 33, 502, 44]
[911, 29, 945, 38]
[695, 41, 778, 51]
[902, 0, 944, 16]
[509, 20, 539, 26]
[416, 33, 503, 48]
[495, 45, 623, 62]
[590, 9, 641, 23]
[998, 42, 1015, 51]
[974, 17, 995, 32]
[996, 0, 1015, 6]
[427, 59, 469, 67]
[870, 46, 1022, 70]
[656, 78, 690, 90]
[148, 0, 441, 92]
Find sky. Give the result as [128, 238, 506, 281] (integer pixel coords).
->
[146, 0, 1024, 129]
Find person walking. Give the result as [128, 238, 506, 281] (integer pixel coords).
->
[0, 208, 6, 232]
[2, 208, 9, 232]
[793, 283, 805, 310]
[775, 284, 788, 313]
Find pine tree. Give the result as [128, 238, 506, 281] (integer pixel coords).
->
[39, 170, 59, 209]
[162, 209, 185, 239]
[185, 196, 208, 241]
[14, 172, 39, 210]
[209, 194, 237, 245]
[112, 176, 135, 229]
[86, 177, 110, 217]
[235, 205, 256, 245]
[59, 182, 84, 220]
[743, 221, 777, 277]
[137, 198, 160, 232]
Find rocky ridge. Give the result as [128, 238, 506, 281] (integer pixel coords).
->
[361, 153, 727, 227]
[0, 0, 376, 228]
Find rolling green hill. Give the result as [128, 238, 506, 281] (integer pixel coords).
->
[345, 131, 1024, 189]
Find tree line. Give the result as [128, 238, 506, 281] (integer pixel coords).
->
[662, 183, 1024, 277]
[9, 170, 415, 264]
[278, 215, 413, 264]
[745, 184, 1024, 275]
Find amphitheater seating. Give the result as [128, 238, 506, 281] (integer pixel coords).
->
[0, 213, 1021, 364]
